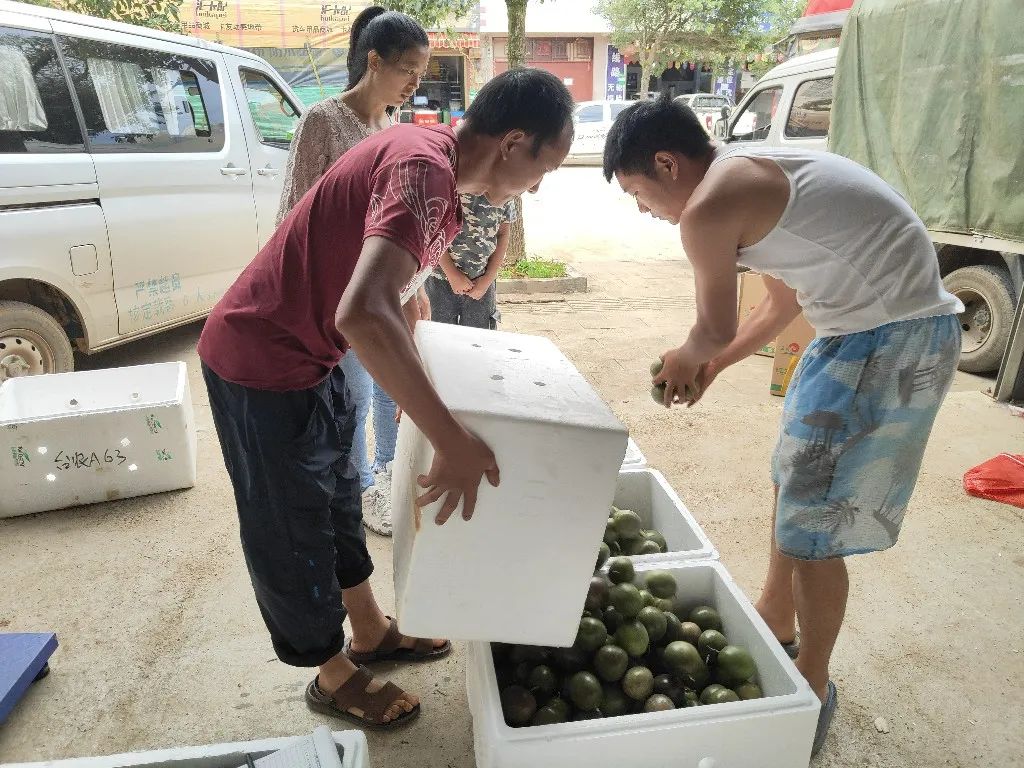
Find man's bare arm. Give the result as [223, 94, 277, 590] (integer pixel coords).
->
[337, 236, 498, 521]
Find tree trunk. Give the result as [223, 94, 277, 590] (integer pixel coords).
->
[504, 0, 528, 265]
[506, 0, 527, 68]
[640, 55, 653, 100]
[505, 196, 525, 268]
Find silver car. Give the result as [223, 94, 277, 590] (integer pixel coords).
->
[675, 93, 734, 134]
[564, 100, 633, 165]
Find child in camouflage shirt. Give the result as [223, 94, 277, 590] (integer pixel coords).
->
[425, 193, 516, 329]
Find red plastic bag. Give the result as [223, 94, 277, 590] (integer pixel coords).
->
[963, 454, 1024, 509]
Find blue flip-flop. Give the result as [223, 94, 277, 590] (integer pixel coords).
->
[812, 681, 838, 756]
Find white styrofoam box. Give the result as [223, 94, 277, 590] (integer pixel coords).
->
[0, 362, 197, 517]
[620, 437, 646, 469]
[0, 728, 370, 768]
[466, 559, 820, 768]
[392, 321, 628, 646]
[612, 469, 717, 564]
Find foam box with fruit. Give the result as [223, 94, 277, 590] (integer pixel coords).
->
[599, 469, 716, 567]
[466, 560, 820, 768]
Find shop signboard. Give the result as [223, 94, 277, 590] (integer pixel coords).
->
[605, 45, 627, 101]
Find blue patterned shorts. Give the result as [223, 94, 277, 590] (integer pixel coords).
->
[772, 314, 961, 560]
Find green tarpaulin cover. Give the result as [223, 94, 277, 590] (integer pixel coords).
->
[829, 0, 1024, 243]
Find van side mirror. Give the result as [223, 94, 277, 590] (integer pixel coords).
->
[714, 118, 728, 140]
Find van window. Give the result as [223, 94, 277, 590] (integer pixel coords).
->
[239, 68, 300, 147]
[729, 85, 782, 142]
[59, 36, 224, 153]
[785, 77, 833, 138]
[576, 104, 603, 123]
[0, 26, 83, 153]
[610, 102, 629, 119]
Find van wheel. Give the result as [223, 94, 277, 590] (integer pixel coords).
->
[943, 265, 1016, 374]
[0, 300, 75, 382]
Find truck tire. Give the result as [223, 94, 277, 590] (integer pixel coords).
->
[942, 265, 1016, 374]
[0, 300, 75, 381]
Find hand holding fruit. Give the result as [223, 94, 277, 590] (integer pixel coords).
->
[651, 349, 702, 407]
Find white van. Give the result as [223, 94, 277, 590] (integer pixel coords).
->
[565, 99, 633, 165]
[714, 48, 836, 152]
[0, 0, 302, 379]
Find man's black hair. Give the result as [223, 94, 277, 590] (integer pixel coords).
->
[462, 68, 575, 155]
[603, 94, 713, 181]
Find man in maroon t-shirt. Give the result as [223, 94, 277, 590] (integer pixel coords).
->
[198, 69, 574, 728]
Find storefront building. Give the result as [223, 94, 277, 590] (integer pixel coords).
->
[403, 30, 484, 125]
[479, 0, 611, 103]
[179, 0, 483, 115]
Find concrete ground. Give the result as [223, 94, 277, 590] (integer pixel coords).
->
[2, 167, 1022, 767]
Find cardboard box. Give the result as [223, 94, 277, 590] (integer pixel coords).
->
[736, 272, 775, 357]
[770, 352, 800, 398]
[770, 313, 815, 397]
[737, 271, 816, 397]
[776, 311, 816, 358]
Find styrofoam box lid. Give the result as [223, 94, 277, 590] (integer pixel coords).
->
[0, 362, 187, 424]
[415, 321, 623, 432]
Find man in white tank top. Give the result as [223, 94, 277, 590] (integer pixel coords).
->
[603, 95, 963, 756]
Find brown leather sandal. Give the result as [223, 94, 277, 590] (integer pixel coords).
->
[304, 666, 420, 730]
[344, 616, 451, 664]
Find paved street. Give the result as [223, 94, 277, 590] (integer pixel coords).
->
[1, 167, 1021, 767]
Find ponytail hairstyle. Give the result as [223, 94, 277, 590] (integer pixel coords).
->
[345, 7, 429, 91]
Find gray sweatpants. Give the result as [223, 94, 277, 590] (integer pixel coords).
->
[424, 277, 499, 330]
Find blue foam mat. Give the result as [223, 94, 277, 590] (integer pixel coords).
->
[0, 632, 58, 723]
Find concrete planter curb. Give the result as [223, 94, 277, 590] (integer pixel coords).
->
[496, 263, 587, 295]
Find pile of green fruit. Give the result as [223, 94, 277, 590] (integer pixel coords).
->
[595, 507, 668, 568]
[494, 558, 763, 727]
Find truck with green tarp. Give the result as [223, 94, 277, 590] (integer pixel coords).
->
[829, 0, 1023, 383]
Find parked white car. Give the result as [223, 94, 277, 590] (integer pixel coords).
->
[674, 93, 734, 135]
[564, 99, 633, 165]
[0, 0, 302, 379]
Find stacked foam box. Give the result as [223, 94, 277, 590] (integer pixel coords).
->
[447, 325, 821, 766]
[611, 468, 717, 565]
[0, 362, 196, 518]
[620, 437, 647, 469]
